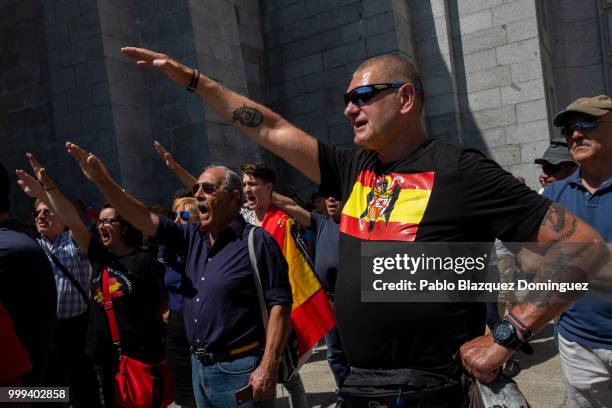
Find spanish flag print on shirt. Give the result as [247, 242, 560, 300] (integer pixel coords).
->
[341, 170, 435, 241]
[262, 206, 336, 356]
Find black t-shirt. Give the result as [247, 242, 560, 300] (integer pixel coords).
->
[0, 219, 56, 384]
[86, 236, 167, 364]
[318, 138, 551, 371]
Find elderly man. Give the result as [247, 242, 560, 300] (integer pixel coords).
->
[544, 95, 612, 407]
[534, 138, 577, 191]
[64, 145, 292, 408]
[121, 47, 609, 406]
[30, 198, 99, 407]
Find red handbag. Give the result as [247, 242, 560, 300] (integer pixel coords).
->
[102, 267, 175, 408]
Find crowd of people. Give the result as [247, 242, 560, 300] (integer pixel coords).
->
[0, 46, 611, 408]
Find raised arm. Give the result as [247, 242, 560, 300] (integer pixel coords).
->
[121, 47, 321, 183]
[271, 192, 311, 229]
[153, 140, 197, 189]
[66, 142, 159, 237]
[16, 153, 91, 255]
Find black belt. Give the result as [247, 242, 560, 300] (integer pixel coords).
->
[190, 340, 262, 364]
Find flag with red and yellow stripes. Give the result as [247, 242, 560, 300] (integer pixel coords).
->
[341, 170, 435, 241]
[262, 205, 335, 356]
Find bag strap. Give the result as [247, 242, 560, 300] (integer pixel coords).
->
[101, 267, 122, 357]
[247, 227, 269, 331]
[39, 241, 90, 307]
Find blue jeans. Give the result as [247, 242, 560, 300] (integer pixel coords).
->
[325, 326, 350, 398]
[191, 353, 275, 408]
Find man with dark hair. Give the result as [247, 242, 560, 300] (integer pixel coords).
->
[241, 162, 277, 226]
[534, 138, 578, 191]
[240, 162, 335, 408]
[0, 163, 56, 386]
[122, 47, 610, 406]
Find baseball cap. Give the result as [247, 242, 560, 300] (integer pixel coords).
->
[553, 95, 612, 126]
[534, 138, 575, 165]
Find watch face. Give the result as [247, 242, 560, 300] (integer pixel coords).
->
[493, 322, 513, 341]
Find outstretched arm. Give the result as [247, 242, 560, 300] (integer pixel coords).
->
[66, 142, 159, 237]
[460, 203, 610, 382]
[16, 153, 91, 255]
[122, 47, 321, 183]
[154, 140, 197, 189]
[271, 192, 311, 229]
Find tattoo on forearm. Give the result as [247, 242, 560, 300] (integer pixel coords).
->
[232, 104, 263, 128]
[541, 203, 577, 242]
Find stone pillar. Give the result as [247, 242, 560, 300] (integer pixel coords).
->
[0, 0, 54, 216]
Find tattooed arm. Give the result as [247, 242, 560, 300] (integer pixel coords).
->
[513, 203, 608, 326]
[461, 203, 609, 382]
[121, 47, 320, 183]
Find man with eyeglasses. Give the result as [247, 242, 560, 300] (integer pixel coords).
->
[534, 138, 577, 192]
[121, 47, 610, 406]
[542, 95, 612, 407]
[64, 143, 292, 408]
[28, 199, 100, 407]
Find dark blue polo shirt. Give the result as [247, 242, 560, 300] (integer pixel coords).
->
[544, 169, 612, 349]
[309, 211, 340, 293]
[154, 215, 291, 352]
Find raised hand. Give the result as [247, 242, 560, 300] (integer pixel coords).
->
[65, 142, 110, 183]
[121, 47, 193, 88]
[25, 152, 57, 191]
[15, 169, 44, 199]
[154, 140, 177, 170]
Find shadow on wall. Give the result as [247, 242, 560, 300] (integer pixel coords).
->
[411, 0, 487, 155]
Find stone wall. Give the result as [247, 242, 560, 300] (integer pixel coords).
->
[0, 0, 54, 216]
[2, 0, 612, 219]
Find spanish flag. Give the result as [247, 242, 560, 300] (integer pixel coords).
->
[262, 205, 336, 356]
[341, 170, 435, 241]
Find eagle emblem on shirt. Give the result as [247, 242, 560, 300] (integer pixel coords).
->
[360, 175, 403, 231]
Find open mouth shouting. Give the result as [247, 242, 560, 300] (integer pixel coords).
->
[245, 192, 257, 209]
[99, 228, 112, 246]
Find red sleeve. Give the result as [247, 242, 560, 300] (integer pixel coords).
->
[0, 301, 31, 384]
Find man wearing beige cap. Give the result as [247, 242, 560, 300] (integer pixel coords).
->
[545, 95, 612, 407]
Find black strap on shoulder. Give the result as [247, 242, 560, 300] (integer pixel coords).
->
[39, 242, 90, 308]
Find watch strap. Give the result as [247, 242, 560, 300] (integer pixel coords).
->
[507, 312, 534, 342]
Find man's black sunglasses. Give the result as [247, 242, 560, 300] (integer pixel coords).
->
[192, 182, 219, 196]
[344, 82, 422, 106]
[561, 119, 612, 136]
[542, 162, 576, 175]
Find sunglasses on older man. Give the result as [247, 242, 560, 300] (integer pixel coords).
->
[192, 181, 233, 196]
[561, 119, 612, 136]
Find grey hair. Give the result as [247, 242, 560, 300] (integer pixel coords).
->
[203, 164, 246, 206]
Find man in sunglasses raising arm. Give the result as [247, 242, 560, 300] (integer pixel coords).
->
[121, 47, 610, 406]
[64, 143, 293, 408]
[542, 96, 612, 407]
